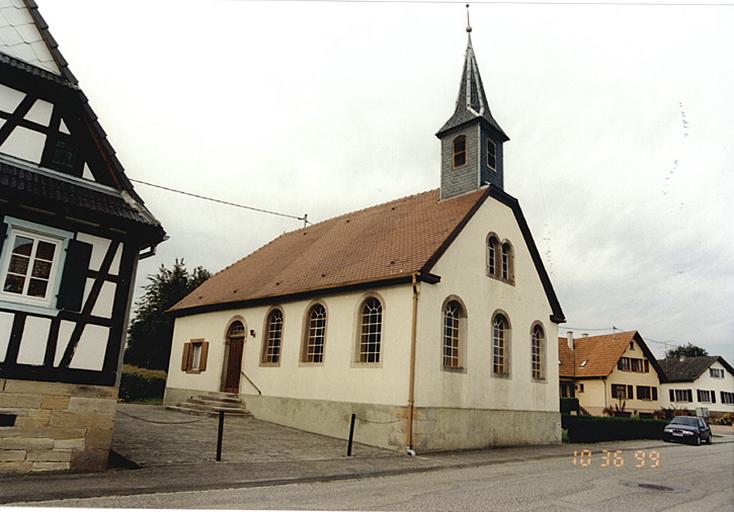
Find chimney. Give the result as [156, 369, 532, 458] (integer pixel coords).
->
[567, 331, 574, 350]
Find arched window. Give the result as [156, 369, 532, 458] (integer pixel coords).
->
[262, 308, 284, 364]
[531, 324, 544, 380]
[443, 300, 463, 369]
[453, 135, 467, 168]
[303, 303, 326, 363]
[358, 297, 383, 363]
[501, 242, 513, 281]
[492, 313, 509, 376]
[487, 235, 499, 276]
[228, 321, 245, 338]
[487, 139, 497, 171]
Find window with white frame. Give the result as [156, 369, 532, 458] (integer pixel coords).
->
[670, 389, 692, 403]
[190, 342, 203, 370]
[697, 390, 712, 403]
[709, 367, 724, 379]
[442, 300, 463, 369]
[1, 223, 66, 308]
[262, 308, 284, 364]
[721, 391, 734, 404]
[358, 297, 382, 363]
[487, 139, 497, 171]
[302, 304, 326, 363]
[500, 242, 512, 281]
[492, 313, 509, 376]
[487, 235, 498, 277]
[531, 324, 544, 380]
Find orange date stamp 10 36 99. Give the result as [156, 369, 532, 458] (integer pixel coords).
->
[572, 449, 661, 468]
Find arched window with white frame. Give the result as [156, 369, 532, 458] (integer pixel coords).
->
[302, 303, 326, 363]
[487, 235, 499, 277]
[262, 308, 284, 364]
[501, 242, 513, 281]
[492, 313, 510, 376]
[358, 297, 383, 363]
[531, 323, 545, 380]
[443, 300, 464, 369]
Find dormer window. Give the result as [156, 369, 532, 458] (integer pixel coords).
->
[487, 139, 496, 171]
[453, 136, 466, 168]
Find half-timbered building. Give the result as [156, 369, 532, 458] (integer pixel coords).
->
[0, 1, 165, 473]
[165, 20, 565, 452]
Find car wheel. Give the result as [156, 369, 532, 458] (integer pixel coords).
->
[695, 435, 701, 446]
[706, 435, 713, 445]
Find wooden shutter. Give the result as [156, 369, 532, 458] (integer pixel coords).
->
[711, 390, 716, 404]
[669, 389, 675, 402]
[652, 387, 658, 401]
[0, 221, 7, 256]
[627, 385, 634, 400]
[644, 360, 649, 372]
[56, 239, 93, 311]
[181, 342, 191, 371]
[199, 342, 209, 372]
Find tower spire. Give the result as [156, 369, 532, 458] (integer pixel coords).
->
[466, 3, 473, 48]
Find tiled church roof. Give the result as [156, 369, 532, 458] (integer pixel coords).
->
[171, 188, 489, 313]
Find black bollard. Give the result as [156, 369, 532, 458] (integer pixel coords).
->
[216, 410, 225, 462]
[347, 413, 356, 457]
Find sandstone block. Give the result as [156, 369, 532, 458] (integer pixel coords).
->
[0, 426, 84, 439]
[0, 449, 26, 461]
[41, 395, 71, 411]
[85, 428, 113, 450]
[70, 448, 109, 472]
[26, 449, 73, 462]
[49, 411, 99, 429]
[0, 393, 42, 409]
[68, 397, 117, 415]
[54, 438, 85, 450]
[31, 461, 71, 472]
[0, 461, 33, 473]
[4, 380, 116, 399]
[0, 379, 5, 392]
[14, 416, 51, 429]
[2, 437, 54, 450]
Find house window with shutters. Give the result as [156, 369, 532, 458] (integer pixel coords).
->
[611, 384, 634, 400]
[181, 339, 209, 373]
[636, 386, 657, 401]
[0, 218, 72, 311]
[670, 389, 693, 403]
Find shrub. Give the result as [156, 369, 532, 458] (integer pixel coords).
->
[119, 364, 167, 403]
[562, 414, 668, 443]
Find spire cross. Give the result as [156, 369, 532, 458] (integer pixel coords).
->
[466, 4, 473, 47]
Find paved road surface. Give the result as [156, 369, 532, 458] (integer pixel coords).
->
[11, 442, 734, 510]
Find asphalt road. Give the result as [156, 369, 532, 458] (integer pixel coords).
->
[10, 442, 734, 511]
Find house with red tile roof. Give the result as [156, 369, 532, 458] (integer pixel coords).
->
[558, 331, 665, 417]
[164, 19, 565, 452]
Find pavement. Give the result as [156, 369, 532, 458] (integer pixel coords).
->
[112, 404, 389, 466]
[2, 436, 732, 505]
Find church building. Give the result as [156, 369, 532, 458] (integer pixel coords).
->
[166, 17, 565, 452]
[0, 1, 165, 472]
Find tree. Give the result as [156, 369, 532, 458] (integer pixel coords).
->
[124, 259, 210, 370]
[666, 343, 709, 359]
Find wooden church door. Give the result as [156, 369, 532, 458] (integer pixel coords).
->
[223, 321, 245, 393]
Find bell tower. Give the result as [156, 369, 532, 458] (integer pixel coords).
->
[437, 5, 509, 199]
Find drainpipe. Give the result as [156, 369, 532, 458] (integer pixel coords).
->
[407, 273, 420, 451]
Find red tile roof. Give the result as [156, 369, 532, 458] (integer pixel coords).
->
[171, 188, 489, 313]
[558, 331, 639, 378]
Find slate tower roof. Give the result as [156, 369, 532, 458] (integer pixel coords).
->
[436, 15, 508, 140]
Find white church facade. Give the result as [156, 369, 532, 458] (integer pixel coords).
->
[165, 20, 565, 452]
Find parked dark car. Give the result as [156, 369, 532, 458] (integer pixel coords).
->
[663, 416, 712, 445]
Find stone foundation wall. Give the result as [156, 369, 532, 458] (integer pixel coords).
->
[0, 378, 117, 474]
[244, 393, 561, 453]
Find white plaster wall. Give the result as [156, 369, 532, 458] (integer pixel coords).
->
[0, 125, 44, 163]
[23, 99, 52, 126]
[82, 279, 116, 319]
[0, 84, 24, 113]
[168, 285, 414, 406]
[69, 324, 109, 371]
[415, 195, 559, 412]
[16, 315, 50, 365]
[76, 233, 122, 276]
[0, 311, 15, 362]
[660, 361, 734, 413]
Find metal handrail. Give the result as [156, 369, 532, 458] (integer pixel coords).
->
[240, 370, 262, 395]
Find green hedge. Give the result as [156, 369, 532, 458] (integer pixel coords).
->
[560, 398, 580, 415]
[562, 414, 668, 443]
[119, 364, 167, 402]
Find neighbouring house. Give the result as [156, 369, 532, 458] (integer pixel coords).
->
[657, 356, 734, 420]
[558, 331, 665, 417]
[0, 1, 165, 473]
[164, 21, 565, 452]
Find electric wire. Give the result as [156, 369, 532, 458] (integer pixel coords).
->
[129, 178, 311, 225]
[229, 0, 734, 7]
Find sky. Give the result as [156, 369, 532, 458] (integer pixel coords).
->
[37, 0, 733, 360]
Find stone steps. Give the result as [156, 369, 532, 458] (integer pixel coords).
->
[166, 391, 252, 417]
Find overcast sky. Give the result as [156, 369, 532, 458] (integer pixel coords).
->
[38, 0, 733, 360]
